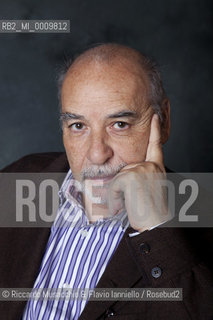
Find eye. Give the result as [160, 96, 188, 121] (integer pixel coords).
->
[68, 122, 85, 131]
[113, 121, 129, 130]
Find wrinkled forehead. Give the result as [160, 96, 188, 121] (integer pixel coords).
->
[65, 52, 149, 83]
[61, 57, 150, 110]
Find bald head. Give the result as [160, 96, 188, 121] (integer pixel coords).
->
[58, 43, 168, 124]
[67, 43, 148, 76]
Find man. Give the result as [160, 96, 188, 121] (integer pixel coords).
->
[0, 43, 212, 319]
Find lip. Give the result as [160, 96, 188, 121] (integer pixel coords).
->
[86, 175, 115, 182]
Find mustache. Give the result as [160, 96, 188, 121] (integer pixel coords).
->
[81, 162, 127, 180]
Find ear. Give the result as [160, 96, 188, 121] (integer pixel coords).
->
[160, 99, 171, 144]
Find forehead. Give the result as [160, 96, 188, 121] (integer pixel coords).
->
[61, 60, 149, 115]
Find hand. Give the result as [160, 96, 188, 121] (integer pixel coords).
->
[108, 114, 171, 232]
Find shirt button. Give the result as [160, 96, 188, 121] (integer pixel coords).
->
[105, 308, 115, 317]
[80, 229, 88, 238]
[139, 242, 150, 254]
[151, 266, 162, 278]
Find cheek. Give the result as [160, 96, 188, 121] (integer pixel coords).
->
[63, 133, 86, 175]
[115, 131, 150, 163]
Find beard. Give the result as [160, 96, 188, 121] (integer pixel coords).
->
[80, 161, 126, 206]
[80, 162, 127, 180]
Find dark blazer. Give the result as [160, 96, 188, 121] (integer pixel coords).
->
[0, 153, 212, 320]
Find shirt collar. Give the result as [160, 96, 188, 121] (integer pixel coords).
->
[59, 169, 83, 207]
[58, 169, 129, 229]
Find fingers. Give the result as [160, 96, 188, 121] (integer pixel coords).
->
[145, 114, 164, 170]
[107, 174, 125, 216]
[107, 170, 170, 230]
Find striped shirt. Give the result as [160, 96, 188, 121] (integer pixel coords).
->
[22, 169, 129, 320]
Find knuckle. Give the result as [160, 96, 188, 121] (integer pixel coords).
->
[145, 162, 159, 172]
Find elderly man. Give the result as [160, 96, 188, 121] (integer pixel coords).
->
[0, 43, 212, 319]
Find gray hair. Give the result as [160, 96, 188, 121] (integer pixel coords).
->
[57, 43, 167, 123]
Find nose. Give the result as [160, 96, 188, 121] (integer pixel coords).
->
[87, 131, 113, 165]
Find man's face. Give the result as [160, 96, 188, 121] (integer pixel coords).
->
[61, 61, 154, 183]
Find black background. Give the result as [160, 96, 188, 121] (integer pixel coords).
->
[0, 0, 212, 172]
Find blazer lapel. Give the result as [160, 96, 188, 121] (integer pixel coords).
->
[0, 227, 51, 319]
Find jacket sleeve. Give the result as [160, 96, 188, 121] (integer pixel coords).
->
[124, 226, 213, 319]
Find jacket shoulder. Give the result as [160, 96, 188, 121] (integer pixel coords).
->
[1, 152, 69, 173]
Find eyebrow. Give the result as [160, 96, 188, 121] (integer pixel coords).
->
[60, 110, 138, 122]
[107, 110, 138, 119]
[60, 112, 85, 122]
